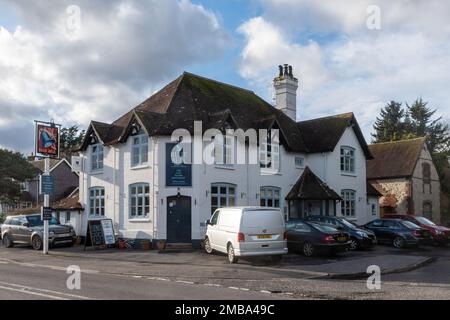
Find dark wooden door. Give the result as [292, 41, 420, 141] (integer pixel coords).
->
[167, 196, 192, 243]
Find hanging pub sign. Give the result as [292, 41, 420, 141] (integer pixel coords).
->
[35, 120, 61, 158]
[166, 142, 192, 187]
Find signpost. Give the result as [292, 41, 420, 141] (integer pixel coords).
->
[35, 120, 61, 255]
[84, 219, 116, 251]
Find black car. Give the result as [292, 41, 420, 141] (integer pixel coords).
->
[362, 219, 430, 248]
[305, 216, 377, 250]
[285, 219, 350, 257]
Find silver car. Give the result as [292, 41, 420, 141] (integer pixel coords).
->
[1, 214, 76, 250]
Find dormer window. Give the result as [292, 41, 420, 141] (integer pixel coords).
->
[260, 130, 280, 174]
[340, 146, 355, 174]
[132, 135, 149, 167]
[91, 144, 104, 171]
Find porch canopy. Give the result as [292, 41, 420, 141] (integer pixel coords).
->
[286, 167, 341, 218]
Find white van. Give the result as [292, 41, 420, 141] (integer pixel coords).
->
[204, 207, 288, 263]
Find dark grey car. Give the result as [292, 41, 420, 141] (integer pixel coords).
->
[1, 214, 76, 250]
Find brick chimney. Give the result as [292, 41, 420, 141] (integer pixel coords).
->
[273, 64, 299, 121]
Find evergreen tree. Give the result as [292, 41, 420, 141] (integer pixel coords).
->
[60, 126, 85, 159]
[406, 98, 450, 154]
[371, 101, 406, 143]
[0, 149, 35, 204]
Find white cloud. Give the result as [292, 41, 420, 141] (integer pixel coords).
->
[238, 0, 450, 141]
[0, 0, 229, 152]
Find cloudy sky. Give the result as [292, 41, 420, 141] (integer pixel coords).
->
[1, 0, 449, 154]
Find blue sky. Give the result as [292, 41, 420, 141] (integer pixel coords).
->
[1, 0, 449, 153]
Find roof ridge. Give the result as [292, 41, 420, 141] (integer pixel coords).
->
[369, 137, 426, 146]
[297, 112, 354, 124]
[183, 71, 255, 94]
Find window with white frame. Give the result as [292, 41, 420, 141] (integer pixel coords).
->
[130, 183, 150, 218]
[341, 190, 356, 217]
[89, 187, 105, 216]
[340, 146, 355, 174]
[295, 156, 305, 169]
[260, 186, 281, 208]
[211, 183, 236, 214]
[91, 144, 104, 171]
[371, 203, 377, 216]
[214, 134, 234, 166]
[260, 130, 280, 173]
[132, 135, 149, 167]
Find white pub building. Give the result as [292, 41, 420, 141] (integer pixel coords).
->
[77, 65, 379, 247]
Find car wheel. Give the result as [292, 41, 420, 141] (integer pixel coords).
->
[349, 239, 358, 251]
[204, 237, 213, 254]
[32, 235, 43, 250]
[393, 236, 405, 249]
[302, 241, 315, 257]
[3, 234, 14, 248]
[227, 243, 238, 264]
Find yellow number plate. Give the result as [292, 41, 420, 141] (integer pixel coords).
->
[257, 235, 272, 239]
[337, 237, 347, 242]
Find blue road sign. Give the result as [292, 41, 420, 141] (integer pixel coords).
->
[41, 175, 54, 195]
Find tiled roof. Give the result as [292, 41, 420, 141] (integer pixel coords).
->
[367, 137, 426, 179]
[52, 188, 83, 211]
[80, 72, 371, 157]
[30, 159, 61, 173]
[286, 167, 342, 201]
[297, 113, 373, 159]
[367, 181, 383, 197]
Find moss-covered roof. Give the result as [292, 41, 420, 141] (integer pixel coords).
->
[80, 72, 371, 158]
[367, 137, 426, 179]
[297, 113, 373, 159]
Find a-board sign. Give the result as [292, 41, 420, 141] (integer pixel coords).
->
[41, 207, 53, 221]
[84, 219, 116, 250]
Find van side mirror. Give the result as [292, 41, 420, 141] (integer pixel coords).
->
[22, 222, 30, 227]
[205, 220, 211, 226]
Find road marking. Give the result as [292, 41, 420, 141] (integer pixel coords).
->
[260, 290, 272, 294]
[204, 283, 222, 287]
[0, 285, 68, 300]
[228, 286, 240, 290]
[176, 280, 194, 284]
[0, 281, 93, 300]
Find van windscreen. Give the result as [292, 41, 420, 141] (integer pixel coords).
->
[242, 210, 283, 227]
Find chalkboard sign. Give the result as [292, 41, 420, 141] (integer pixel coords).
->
[84, 219, 116, 250]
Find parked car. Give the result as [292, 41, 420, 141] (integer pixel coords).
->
[204, 207, 287, 263]
[384, 214, 450, 246]
[285, 219, 350, 257]
[1, 214, 76, 250]
[362, 219, 431, 248]
[305, 215, 377, 250]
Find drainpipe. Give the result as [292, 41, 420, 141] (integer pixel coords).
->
[152, 137, 158, 240]
[113, 147, 117, 230]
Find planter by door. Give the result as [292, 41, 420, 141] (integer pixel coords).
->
[167, 196, 192, 243]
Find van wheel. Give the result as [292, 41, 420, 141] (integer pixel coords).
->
[227, 244, 238, 264]
[302, 241, 315, 257]
[3, 234, 14, 248]
[204, 237, 213, 254]
[393, 236, 405, 249]
[32, 235, 43, 251]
